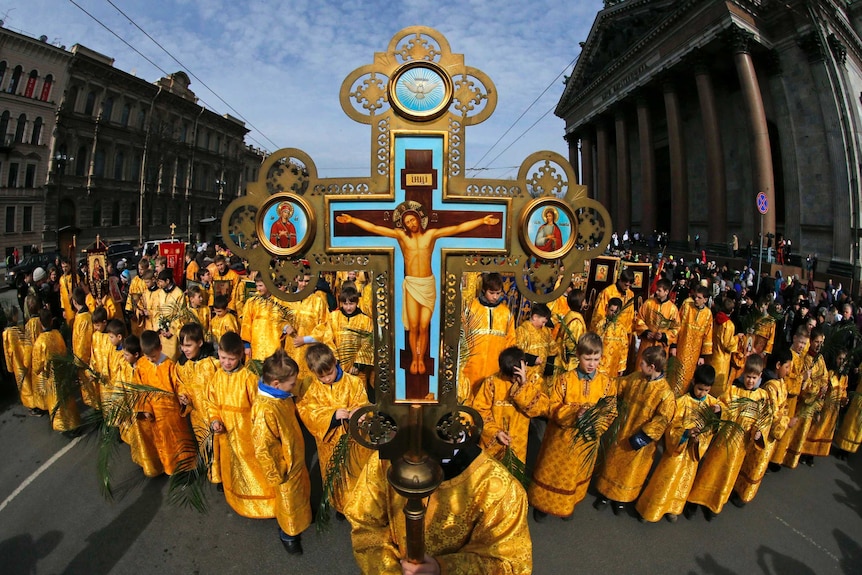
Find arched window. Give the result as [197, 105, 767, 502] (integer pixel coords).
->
[14, 113, 26, 143]
[84, 91, 96, 116]
[102, 96, 114, 122]
[114, 151, 125, 180]
[120, 103, 130, 126]
[111, 200, 120, 226]
[0, 111, 9, 142]
[24, 70, 37, 98]
[39, 74, 53, 102]
[30, 117, 42, 145]
[75, 145, 88, 176]
[0, 61, 6, 90]
[92, 200, 102, 227]
[8, 65, 22, 94]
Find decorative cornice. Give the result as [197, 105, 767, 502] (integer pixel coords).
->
[722, 24, 755, 54]
[828, 32, 847, 65]
[797, 30, 827, 63]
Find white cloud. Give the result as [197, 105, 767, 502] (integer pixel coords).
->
[3, 0, 604, 177]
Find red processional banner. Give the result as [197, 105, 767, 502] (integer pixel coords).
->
[159, 241, 186, 287]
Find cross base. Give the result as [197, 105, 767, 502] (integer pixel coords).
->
[400, 333, 435, 400]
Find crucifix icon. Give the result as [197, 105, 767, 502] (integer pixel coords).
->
[169, 222, 177, 239]
[332, 135, 506, 400]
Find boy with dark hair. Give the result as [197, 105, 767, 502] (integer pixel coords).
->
[207, 331, 275, 517]
[174, 322, 219, 447]
[636, 364, 721, 522]
[530, 332, 615, 521]
[461, 272, 516, 395]
[706, 293, 738, 399]
[672, 285, 714, 395]
[634, 277, 679, 370]
[516, 302, 557, 390]
[595, 297, 629, 378]
[71, 286, 99, 409]
[241, 276, 291, 361]
[210, 294, 239, 347]
[135, 330, 194, 476]
[590, 268, 636, 375]
[473, 346, 549, 463]
[594, 346, 675, 515]
[688, 354, 768, 519]
[252, 349, 312, 556]
[297, 342, 371, 517]
[556, 288, 587, 371]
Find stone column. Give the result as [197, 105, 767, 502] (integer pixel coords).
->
[564, 132, 580, 184]
[596, 120, 610, 208]
[581, 130, 595, 194]
[615, 110, 631, 233]
[637, 96, 656, 235]
[694, 59, 727, 243]
[663, 79, 688, 243]
[727, 25, 776, 236]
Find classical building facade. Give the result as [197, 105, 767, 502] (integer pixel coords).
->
[0, 24, 265, 262]
[558, 0, 862, 277]
[0, 27, 71, 261]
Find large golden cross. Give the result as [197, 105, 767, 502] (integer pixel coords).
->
[221, 26, 612, 562]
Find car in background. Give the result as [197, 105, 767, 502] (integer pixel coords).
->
[105, 242, 138, 269]
[5, 252, 61, 287]
[135, 239, 184, 260]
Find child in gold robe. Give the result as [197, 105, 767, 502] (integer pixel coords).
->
[284, 273, 329, 399]
[32, 309, 80, 432]
[706, 294, 738, 399]
[71, 287, 100, 409]
[240, 277, 290, 361]
[135, 330, 195, 476]
[516, 303, 557, 392]
[834, 363, 862, 457]
[633, 278, 679, 372]
[117, 335, 163, 477]
[206, 331, 276, 518]
[185, 285, 211, 342]
[3, 306, 40, 414]
[802, 348, 848, 461]
[595, 298, 630, 380]
[636, 365, 722, 522]
[174, 323, 219, 447]
[252, 350, 312, 556]
[473, 346, 549, 463]
[321, 287, 374, 395]
[670, 286, 713, 396]
[530, 333, 615, 521]
[594, 346, 675, 514]
[555, 288, 588, 372]
[461, 272, 516, 396]
[210, 294, 239, 348]
[687, 355, 769, 518]
[296, 342, 371, 516]
[733, 348, 792, 506]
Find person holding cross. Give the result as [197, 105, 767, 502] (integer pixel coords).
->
[337, 201, 499, 375]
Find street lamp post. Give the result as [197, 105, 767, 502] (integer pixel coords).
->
[54, 152, 71, 253]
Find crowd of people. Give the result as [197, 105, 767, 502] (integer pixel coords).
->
[2, 242, 862, 573]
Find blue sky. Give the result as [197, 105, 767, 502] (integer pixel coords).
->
[2, 0, 604, 178]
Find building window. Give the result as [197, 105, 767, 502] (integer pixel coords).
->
[131, 154, 141, 181]
[138, 109, 146, 129]
[84, 91, 97, 116]
[7, 162, 18, 187]
[9, 65, 22, 94]
[92, 201, 102, 227]
[102, 97, 114, 122]
[24, 164, 35, 188]
[0, 61, 6, 90]
[31, 117, 42, 145]
[130, 201, 137, 226]
[120, 103, 130, 127]
[14, 113, 25, 143]
[39, 74, 53, 102]
[114, 151, 125, 180]
[0, 111, 9, 142]
[94, 148, 106, 178]
[5, 206, 14, 232]
[24, 70, 37, 98]
[23, 206, 32, 232]
[111, 200, 120, 226]
[75, 146, 88, 176]
[66, 85, 78, 112]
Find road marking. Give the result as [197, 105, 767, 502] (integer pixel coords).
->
[0, 436, 82, 513]
[773, 513, 840, 563]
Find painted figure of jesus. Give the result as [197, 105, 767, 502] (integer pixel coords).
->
[337, 202, 499, 375]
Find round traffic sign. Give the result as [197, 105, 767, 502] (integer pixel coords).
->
[756, 192, 768, 215]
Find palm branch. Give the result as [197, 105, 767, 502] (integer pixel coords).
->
[822, 322, 861, 374]
[255, 295, 296, 324]
[340, 326, 374, 367]
[317, 431, 352, 533]
[167, 424, 214, 513]
[500, 446, 530, 489]
[568, 396, 621, 473]
[160, 298, 201, 331]
[246, 359, 264, 377]
[686, 400, 747, 449]
[46, 351, 85, 423]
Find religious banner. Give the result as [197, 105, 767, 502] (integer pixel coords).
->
[584, 256, 619, 325]
[159, 241, 185, 287]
